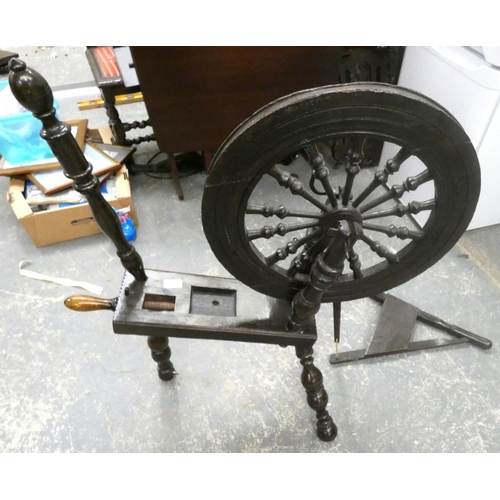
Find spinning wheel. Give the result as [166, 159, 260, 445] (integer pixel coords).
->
[8, 60, 485, 444]
[203, 83, 481, 302]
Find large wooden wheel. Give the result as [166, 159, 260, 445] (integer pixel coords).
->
[202, 83, 481, 302]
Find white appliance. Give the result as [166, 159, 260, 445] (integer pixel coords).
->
[378, 46, 500, 230]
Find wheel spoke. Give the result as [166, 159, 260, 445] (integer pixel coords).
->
[362, 199, 436, 220]
[342, 137, 365, 206]
[246, 204, 322, 219]
[346, 246, 363, 279]
[265, 228, 322, 266]
[360, 234, 399, 263]
[362, 222, 423, 240]
[408, 199, 437, 214]
[359, 170, 432, 214]
[352, 147, 412, 208]
[268, 166, 329, 212]
[247, 221, 319, 241]
[303, 144, 338, 207]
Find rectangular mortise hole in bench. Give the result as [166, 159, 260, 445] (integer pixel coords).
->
[142, 293, 176, 311]
[190, 286, 236, 317]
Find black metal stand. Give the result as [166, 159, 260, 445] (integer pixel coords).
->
[329, 292, 492, 365]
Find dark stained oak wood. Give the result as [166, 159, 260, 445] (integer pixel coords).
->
[148, 336, 176, 381]
[130, 47, 341, 154]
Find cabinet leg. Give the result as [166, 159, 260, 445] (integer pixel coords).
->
[202, 150, 214, 172]
[102, 88, 127, 146]
[167, 153, 185, 201]
[296, 345, 337, 442]
[147, 336, 176, 381]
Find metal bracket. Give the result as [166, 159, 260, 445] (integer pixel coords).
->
[329, 293, 493, 365]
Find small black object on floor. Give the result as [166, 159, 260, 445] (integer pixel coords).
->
[128, 151, 206, 178]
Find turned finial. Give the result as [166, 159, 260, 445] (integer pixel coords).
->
[8, 58, 26, 72]
[8, 58, 55, 118]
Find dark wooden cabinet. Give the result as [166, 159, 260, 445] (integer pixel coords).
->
[130, 47, 342, 155]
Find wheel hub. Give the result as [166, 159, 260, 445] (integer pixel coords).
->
[319, 204, 363, 234]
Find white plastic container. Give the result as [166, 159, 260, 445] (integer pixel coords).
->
[378, 46, 500, 230]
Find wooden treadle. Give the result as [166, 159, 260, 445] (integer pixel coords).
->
[330, 293, 492, 365]
[365, 295, 418, 356]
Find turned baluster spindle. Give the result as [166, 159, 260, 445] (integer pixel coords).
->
[8, 59, 147, 282]
[286, 226, 356, 442]
[296, 345, 337, 441]
[147, 336, 176, 381]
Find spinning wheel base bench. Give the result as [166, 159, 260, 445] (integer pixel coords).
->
[112, 269, 317, 348]
[111, 269, 335, 440]
[8, 57, 488, 444]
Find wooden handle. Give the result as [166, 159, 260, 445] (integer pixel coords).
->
[64, 295, 117, 312]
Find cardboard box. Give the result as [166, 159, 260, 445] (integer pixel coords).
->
[7, 165, 138, 247]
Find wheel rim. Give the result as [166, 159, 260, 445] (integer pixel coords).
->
[202, 83, 480, 302]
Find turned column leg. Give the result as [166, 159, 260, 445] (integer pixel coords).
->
[147, 336, 176, 381]
[102, 87, 127, 146]
[287, 224, 356, 442]
[296, 345, 337, 441]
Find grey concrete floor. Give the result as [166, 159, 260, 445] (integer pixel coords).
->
[1, 47, 500, 453]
